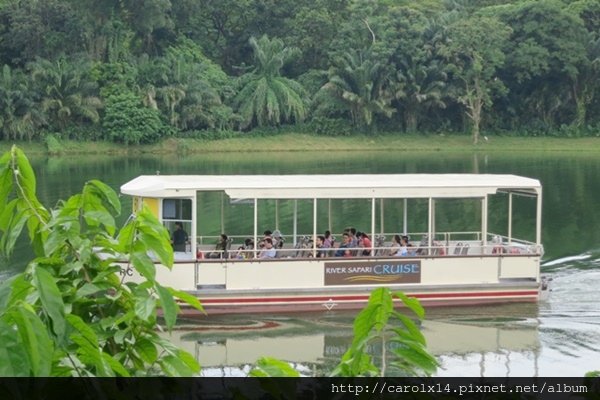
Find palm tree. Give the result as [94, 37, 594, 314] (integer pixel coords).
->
[234, 35, 308, 129]
[320, 48, 394, 129]
[392, 56, 446, 133]
[0, 65, 41, 140]
[29, 58, 102, 130]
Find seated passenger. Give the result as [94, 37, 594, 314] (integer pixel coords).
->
[358, 232, 372, 256]
[389, 234, 402, 256]
[258, 238, 277, 259]
[346, 227, 358, 249]
[243, 238, 255, 259]
[398, 235, 410, 256]
[207, 234, 228, 258]
[272, 230, 284, 249]
[323, 230, 334, 248]
[316, 235, 327, 258]
[257, 230, 272, 249]
[335, 233, 352, 257]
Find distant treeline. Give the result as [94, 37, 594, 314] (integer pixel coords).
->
[0, 0, 598, 144]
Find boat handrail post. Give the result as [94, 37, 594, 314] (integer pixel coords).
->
[536, 187, 542, 248]
[371, 197, 376, 253]
[192, 193, 198, 260]
[293, 200, 298, 246]
[253, 198, 258, 257]
[427, 197, 433, 250]
[482, 195, 488, 249]
[312, 198, 317, 257]
[379, 198, 384, 235]
[508, 192, 513, 244]
[403, 198, 408, 236]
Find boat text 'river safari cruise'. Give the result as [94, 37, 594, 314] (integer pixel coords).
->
[120, 174, 547, 315]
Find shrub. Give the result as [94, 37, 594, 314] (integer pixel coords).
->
[102, 88, 166, 144]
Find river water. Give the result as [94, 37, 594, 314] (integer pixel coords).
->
[2, 150, 599, 376]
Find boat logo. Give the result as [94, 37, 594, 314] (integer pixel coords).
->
[324, 261, 421, 285]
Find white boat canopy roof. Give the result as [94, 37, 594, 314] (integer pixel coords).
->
[120, 174, 541, 199]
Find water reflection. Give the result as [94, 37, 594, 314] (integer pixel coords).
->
[166, 303, 542, 377]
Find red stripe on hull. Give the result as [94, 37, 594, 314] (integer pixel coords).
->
[177, 289, 539, 316]
[197, 290, 539, 304]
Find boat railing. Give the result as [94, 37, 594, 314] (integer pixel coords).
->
[192, 234, 542, 260]
[487, 233, 543, 256]
[194, 231, 483, 247]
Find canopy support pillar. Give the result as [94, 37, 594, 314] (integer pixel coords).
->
[482, 196, 488, 249]
[427, 198, 433, 249]
[313, 199, 318, 256]
[253, 198, 258, 256]
[403, 199, 408, 236]
[371, 198, 376, 252]
[508, 192, 513, 243]
[293, 200, 298, 246]
[536, 188, 543, 248]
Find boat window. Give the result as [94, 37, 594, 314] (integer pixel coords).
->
[163, 198, 192, 221]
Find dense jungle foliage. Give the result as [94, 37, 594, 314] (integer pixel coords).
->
[0, 0, 598, 144]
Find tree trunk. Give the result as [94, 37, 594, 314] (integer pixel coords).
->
[404, 107, 418, 133]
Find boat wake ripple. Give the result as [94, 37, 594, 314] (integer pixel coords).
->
[542, 253, 592, 267]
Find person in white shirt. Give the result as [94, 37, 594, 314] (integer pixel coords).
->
[259, 238, 277, 258]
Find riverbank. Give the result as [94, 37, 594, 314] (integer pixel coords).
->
[3, 133, 600, 155]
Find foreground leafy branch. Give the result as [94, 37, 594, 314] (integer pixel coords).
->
[0, 145, 203, 376]
[249, 287, 438, 377]
[330, 287, 438, 377]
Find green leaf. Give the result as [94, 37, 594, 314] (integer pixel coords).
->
[101, 352, 130, 377]
[76, 283, 103, 298]
[250, 357, 299, 377]
[13, 146, 37, 199]
[158, 355, 196, 377]
[117, 219, 136, 252]
[0, 319, 30, 376]
[137, 224, 173, 268]
[130, 251, 156, 281]
[134, 294, 156, 321]
[134, 337, 158, 365]
[353, 287, 393, 341]
[394, 291, 425, 319]
[66, 314, 99, 349]
[176, 349, 201, 373]
[155, 284, 178, 330]
[0, 204, 28, 257]
[0, 198, 17, 231]
[167, 288, 204, 314]
[392, 312, 426, 346]
[32, 265, 66, 340]
[83, 210, 116, 235]
[11, 306, 54, 376]
[0, 274, 32, 312]
[0, 151, 13, 207]
[391, 342, 438, 375]
[86, 180, 121, 216]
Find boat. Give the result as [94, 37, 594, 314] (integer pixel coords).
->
[120, 174, 547, 315]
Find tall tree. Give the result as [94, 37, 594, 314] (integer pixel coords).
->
[0, 65, 41, 140]
[29, 58, 102, 131]
[0, 0, 85, 66]
[233, 35, 308, 129]
[496, 1, 588, 131]
[439, 15, 511, 144]
[318, 48, 394, 130]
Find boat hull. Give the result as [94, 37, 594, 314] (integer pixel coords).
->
[120, 254, 544, 316]
[181, 283, 541, 316]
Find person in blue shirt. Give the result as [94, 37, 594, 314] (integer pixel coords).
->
[335, 233, 352, 257]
